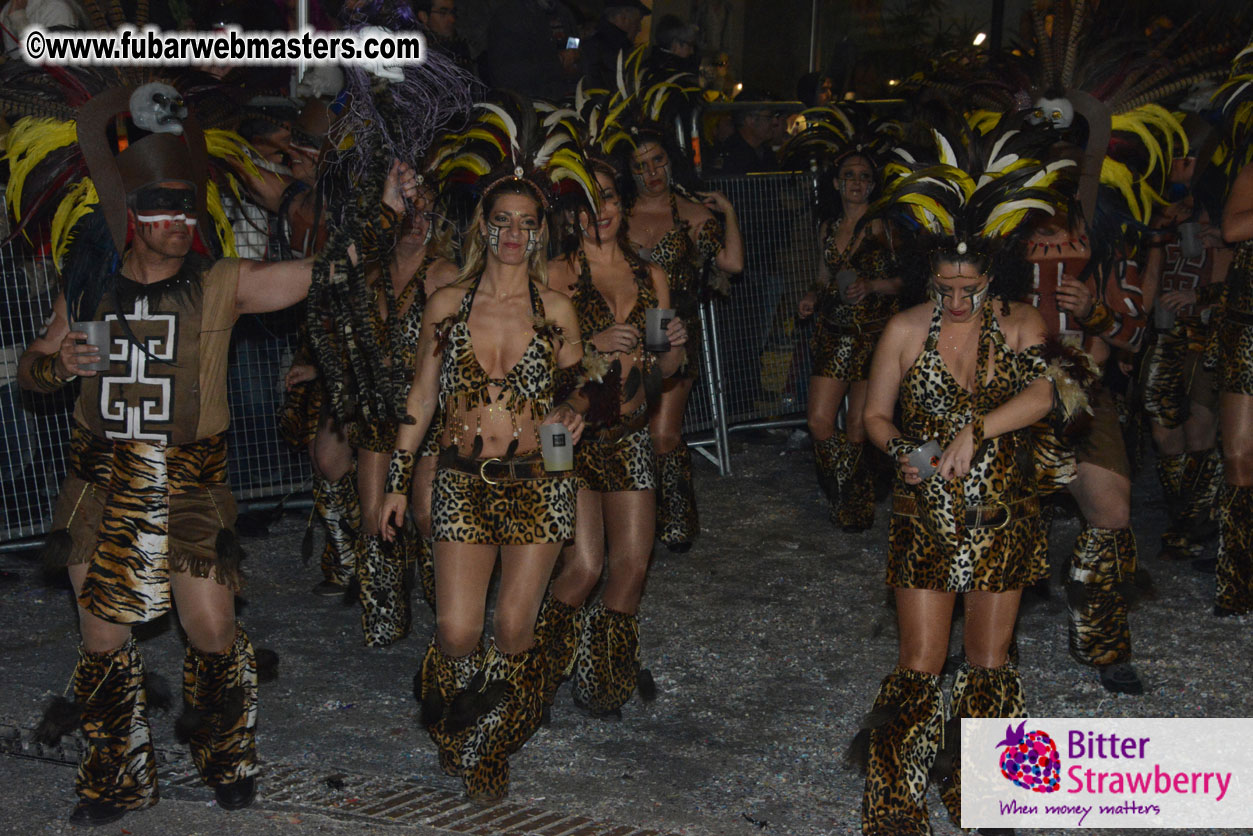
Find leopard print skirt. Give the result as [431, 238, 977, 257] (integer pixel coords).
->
[432, 468, 576, 545]
[576, 427, 656, 493]
[811, 320, 881, 381]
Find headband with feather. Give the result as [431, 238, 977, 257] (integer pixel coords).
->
[777, 102, 902, 172]
[1211, 39, 1253, 195]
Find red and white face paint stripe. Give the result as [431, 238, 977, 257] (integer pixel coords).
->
[135, 213, 198, 228]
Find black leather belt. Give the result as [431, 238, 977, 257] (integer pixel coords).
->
[437, 448, 554, 483]
[892, 492, 1039, 529]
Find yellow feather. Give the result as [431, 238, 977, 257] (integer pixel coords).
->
[204, 179, 238, 257]
[5, 118, 79, 223]
[50, 178, 98, 270]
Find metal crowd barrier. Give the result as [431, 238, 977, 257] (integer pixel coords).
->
[0, 172, 821, 545]
[681, 171, 821, 474]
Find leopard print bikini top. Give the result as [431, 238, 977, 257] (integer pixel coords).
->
[641, 193, 724, 299]
[572, 249, 660, 426]
[435, 276, 562, 451]
[369, 253, 437, 381]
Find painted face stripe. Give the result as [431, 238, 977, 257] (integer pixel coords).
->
[136, 213, 198, 226]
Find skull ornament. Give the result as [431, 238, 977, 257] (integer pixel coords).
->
[1031, 95, 1074, 129]
[129, 83, 188, 135]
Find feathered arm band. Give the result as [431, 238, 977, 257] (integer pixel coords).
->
[1030, 338, 1102, 436]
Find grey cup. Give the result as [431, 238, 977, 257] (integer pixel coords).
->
[645, 307, 675, 353]
[72, 321, 112, 372]
[834, 268, 858, 303]
[906, 439, 943, 481]
[539, 423, 574, 471]
[1178, 222, 1203, 259]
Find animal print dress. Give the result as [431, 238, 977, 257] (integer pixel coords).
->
[1218, 240, 1253, 396]
[642, 194, 724, 378]
[811, 220, 897, 381]
[887, 302, 1050, 592]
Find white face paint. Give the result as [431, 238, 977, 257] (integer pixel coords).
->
[485, 201, 542, 258]
[931, 264, 991, 321]
[135, 213, 198, 227]
[1031, 95, 1074, 129]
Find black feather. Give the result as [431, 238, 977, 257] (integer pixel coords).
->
[300, 526, 315, 565]
[215, 528, 246, 569]
[845, 703, 904, 771]
[255, 647, 280, 683]
[174, 704, 209, 743]
[222, 685, 246, 727]
[33, 696, 81, 745]
[445, 675, 506, 732]
[143, 671, 173, 713]
[622, 364, 641, 401]
[341, 576, 360, 606]
[637, 668, 657, 702]
[39, 529, 74, 570]
[1065, 580, 1088, 612]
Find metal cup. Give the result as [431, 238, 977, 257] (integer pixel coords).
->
[645, 307, 675, 353]
[906, 439, 943, 481]
[1177, 222, 1203, 259]
[71, 320, 112, 372]
[834, 268, 858, 303]
[1154, 301, 1176, 331]
[539, 423, 574, 471]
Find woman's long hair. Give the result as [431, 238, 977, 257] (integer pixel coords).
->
[816, 151, 879, 225]
[458, 180, 550, 286]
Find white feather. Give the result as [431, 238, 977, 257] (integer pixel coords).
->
[477, 102, 520, 154]
[933, 129, 959, 168]
[983, 198, 1056, 231]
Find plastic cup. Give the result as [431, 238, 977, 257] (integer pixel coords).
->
[539, 423, 574, 471]
[1177, 222, 1203, 259]
[834, 268, 858, 303]
[72, 321, 112, 372]
[645, 307, 675, 353]
[906, 439, 943, 481]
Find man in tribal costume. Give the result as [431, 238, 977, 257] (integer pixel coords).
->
[14, 82, 415, 826]
[1025, 213, 1149, 695]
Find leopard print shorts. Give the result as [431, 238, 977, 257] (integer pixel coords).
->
[432, 468, 576, 545]
[576, 427, 656, 493]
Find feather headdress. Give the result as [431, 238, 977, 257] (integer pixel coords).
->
[778, 101, 902, 171]
[1, 67, 266, 324]
[873, 113, 1074, 255]
[1211, 39, 1253, 194]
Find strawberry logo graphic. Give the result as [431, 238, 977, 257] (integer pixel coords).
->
[996, 721, 1061, 793]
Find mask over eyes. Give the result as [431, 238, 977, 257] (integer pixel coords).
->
[133, 186, 198, 226]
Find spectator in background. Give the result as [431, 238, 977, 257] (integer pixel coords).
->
[710, 91, 779, 175]
[1, 0, 84, 57]
[649, 13, 699, 77]
[580, 0, 648, 89]
[415, 0, 475, 76]
[484, 0, 579, 101]
[788, 73, 835, 135]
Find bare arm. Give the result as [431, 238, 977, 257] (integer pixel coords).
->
[798, 220, 829, 318]
[863, 312, 912, 455]
[698, 191, 745, 274]
[1223, 163, 1253, 244]
[17, 294, 101, 391]
[235, 256, 317, 315]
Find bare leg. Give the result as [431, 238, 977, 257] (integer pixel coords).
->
[68, 564, 132, 653]
[549, 487, 605, 608]
[433, 542, 500, 655]
[962, 590, 1022, 668]
[494, 542, 564, 653]
[170, 571, 237, 653]
[894, 587, 958, 675]
[806, 376, 849, 442]
[599, 490, 657, 614]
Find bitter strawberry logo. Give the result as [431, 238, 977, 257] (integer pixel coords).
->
[996, 721, 1061, 793]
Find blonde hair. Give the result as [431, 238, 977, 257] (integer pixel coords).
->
[458, 183, 550, 286]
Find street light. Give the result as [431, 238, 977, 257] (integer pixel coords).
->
[973, 31, 987, 46]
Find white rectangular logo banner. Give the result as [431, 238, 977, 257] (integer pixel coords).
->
[962, 718, 1253, 829]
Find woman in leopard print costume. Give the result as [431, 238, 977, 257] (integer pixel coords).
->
[625, 132, 743, 552]
[1216, 162, 1253, 615]
[380, 178, 586, 802]
[544, 161, 689, 717]
[797, 152, 901, 532]
[858, 244, 1059, 835]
